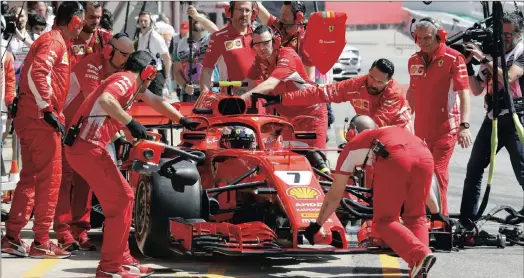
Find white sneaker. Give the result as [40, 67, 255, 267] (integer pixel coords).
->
[410, 253, 436, 278]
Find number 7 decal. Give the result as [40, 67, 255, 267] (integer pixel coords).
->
[274, 171, 312, 186]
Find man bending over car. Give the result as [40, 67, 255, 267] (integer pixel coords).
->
[54, 32, 134, 252]
[305, 115, 436, 278]
[256, 58, 413, 132]
[64, 50, 198, 278]
[241, 25, 328, 149]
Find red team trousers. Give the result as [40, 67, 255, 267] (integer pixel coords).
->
[53, 151, 92, 242]
[373, 142, 434, 267]
[6, 118, 62, 243]
[65, 139, 133, 272]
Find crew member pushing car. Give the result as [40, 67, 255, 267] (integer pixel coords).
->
[305, 115, 436, 278]
[407, 17, 472, 216]
[241, 25, 328, 148]
[53, 32, 134, 252]
[65, 50, 198, 278]
[257, 58, 413, 133]
[1, 1, 84, 259]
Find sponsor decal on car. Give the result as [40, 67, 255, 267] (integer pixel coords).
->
[287, 187, 320, 200]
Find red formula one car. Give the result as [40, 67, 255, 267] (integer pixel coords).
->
[121, 82, 373, 258]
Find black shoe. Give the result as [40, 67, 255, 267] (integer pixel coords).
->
[409, 254, 436, 278]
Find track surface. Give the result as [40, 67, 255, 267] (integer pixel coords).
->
[2, 29, 523, 278]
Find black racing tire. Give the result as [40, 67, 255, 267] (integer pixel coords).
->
[133, 158, 202, 258]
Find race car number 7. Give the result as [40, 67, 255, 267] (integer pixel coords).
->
[274, 171, 313, 186]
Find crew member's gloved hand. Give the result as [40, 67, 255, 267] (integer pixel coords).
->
[431, 212, 451, 227]
[126, 118, 148, 139]
[179, 117, 200, 131]
[44, 111, 66, 136]
[113, 136, 133, 160]
[304, 222, 322, 245]
[252, 93, 282, 107]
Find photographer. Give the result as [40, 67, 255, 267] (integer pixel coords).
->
[459, 12, 524, 227]
[6, 7, 34, 83]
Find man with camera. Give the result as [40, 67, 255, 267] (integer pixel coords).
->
[304, 115, 437, 278]
[407, 17, 473, 217]
[459, 12, 524, 227]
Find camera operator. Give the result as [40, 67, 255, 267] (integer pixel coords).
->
[304, 115, 437, 278]
[460, 12, 524, 227]
[407, 17, 473, 217]
[172, 6, 220, 102]
[6, 7, 34, 83]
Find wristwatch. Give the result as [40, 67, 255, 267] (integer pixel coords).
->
[481, 56, 492, 64]
[460, 122, 470, 129]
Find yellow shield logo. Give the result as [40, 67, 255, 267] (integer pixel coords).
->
[438, 59, 444, 67]
[328, 25, 335, 32]
[287, 187, 320, 200]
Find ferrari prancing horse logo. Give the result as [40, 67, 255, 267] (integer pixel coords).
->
[328, 25, 335, 32]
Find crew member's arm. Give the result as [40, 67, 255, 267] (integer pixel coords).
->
[241, 77, 281, 100]
[281, 76, 361, 107]
[188, 5, 219, 33]
[255, 1, 272, 25]
[452, 54, 473, 148]
[97, 92, 133, 125]
[138, 89, 184, 122]
[28, 40, 65, 112]
[200, 32, 222, 95]
[4, 52, 16, 106]
[316, 133, 371, 225]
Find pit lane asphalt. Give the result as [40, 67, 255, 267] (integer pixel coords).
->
[2, 29, 523, 278]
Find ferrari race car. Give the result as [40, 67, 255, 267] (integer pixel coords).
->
[114, 82, 376, 258]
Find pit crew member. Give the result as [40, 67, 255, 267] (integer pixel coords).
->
[199, 1, 257, 97]
[1, 1, 84, 258]
[65, 50, 198, 277]
[460, 12, 524, 226]
[257, 58, 413, 132]
[256, 1, 315, 79]
[306, 115, 436, 278]
[69, 1, 112, 66]
[407, 17, 472, 216]
[241, 25, 328, 148]
[172, 6, 220, 102]
[53, 32, 134, 251]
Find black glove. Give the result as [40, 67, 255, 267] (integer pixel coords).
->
[431, 212, 451, 227]
[43, 111, 66, 137]
[113, 136, 132, 160]
[467, 63, 475, 76]
[126, 118, 148, 139]
[252, 93, 282, 107]
[304, 222, 321, 245]
[179, 117, 200, 131]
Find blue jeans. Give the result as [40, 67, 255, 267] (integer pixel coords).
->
[459, 113, 524, 223]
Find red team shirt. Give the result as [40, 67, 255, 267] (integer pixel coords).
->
[69, 28, 112, 67]
[408, 44, 469, 140]
[267, 15, 313, 67]
[71, 71, 138, 148]
[201, 24, 256, 82]
[247, 47, 320, 119]
[17, 29, 70, 120]
[63, 54, 104, 127]
[281, 75, 413, 131]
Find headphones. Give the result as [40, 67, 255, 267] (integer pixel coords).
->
[229, 1, 259, 22]
[411, 17, 448, 43]
[102, 32, 129, 60]
[140, 58, 158, 81]
[68, 2, 85, 32]
[288, 1, 305, 24]
[344, 114, 363, 141]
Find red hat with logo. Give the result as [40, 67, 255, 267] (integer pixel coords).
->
[180, 21, 189, 34]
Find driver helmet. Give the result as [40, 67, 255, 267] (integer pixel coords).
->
[220, 126, 257, 149]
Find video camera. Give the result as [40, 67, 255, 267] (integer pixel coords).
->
[446, 17, 495, 60]
[1, 1, 17, 40]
